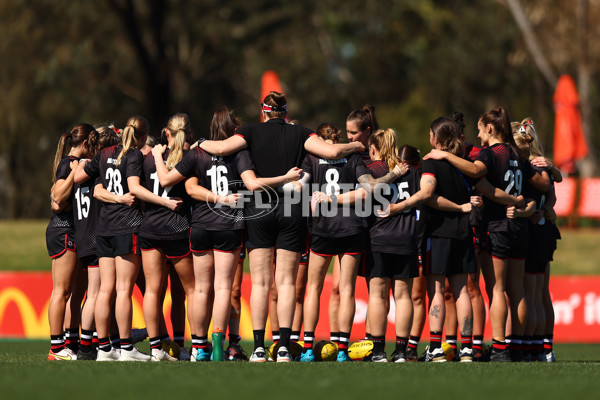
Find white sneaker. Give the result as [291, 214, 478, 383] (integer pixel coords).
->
[190, 347, 197, 362]
[96, 348, 120, 361]
[179, 347, 191, 361]
[48, 347, 77, 361]
[151, 348, 178, 362]
[119, 347, 152, 362]
[459, 347, 473, 362]
[425, 347, 447, 362]
[276, 346, 291, 363]
[249, 347, 267, 363]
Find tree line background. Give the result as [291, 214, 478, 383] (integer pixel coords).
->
[0, 0, 598, 219]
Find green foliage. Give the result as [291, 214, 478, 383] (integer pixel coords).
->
[0, 0, 598, 218]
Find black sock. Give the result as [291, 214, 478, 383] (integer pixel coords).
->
[110, 337, 121, 350]
[271, 330, 280, 343]
[149, 336, 162, 350]
[253, 330, 265, 350]
[173, 331, 185, 347]
[395, 336, 408, 352]
[279, 327, 292, 349]
[339, 332, 350, 351]
[330, 332, 340, 344]
[120, 337, 133, 351]
[291, 330, 300, 342]
[50, 334, 65, 352]
[372, 336, 385, 353]
[446, 334, 457, 351]
[430, 331, 442, 350]
[228, 334, 241, 346]
[98, 337, 111, 352]
[80, 329, 94, 351]
[492, 339, 507, 351]
[303, 331, 315, 349]
[408, 335, 420, 350]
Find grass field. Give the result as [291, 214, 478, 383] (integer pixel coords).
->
[0, 341, 598, 400]
[1, 220, 599, 275]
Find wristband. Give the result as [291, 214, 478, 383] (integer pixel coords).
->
[197, 137, 206, 147]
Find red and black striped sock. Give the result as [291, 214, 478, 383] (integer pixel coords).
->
[492, 339, 507, 351]
[120, 337, 133, 351]
[98, 337, 111, 352]
[429, 331, 442, 350]
[460, 335, 472, 349]
[330, 332, 340, 344]
[408, 335, 420, 350]
[271, 330, 280, 344]
[338, 332, 350, 352]
[446, 335, 457, 352]
[543, 334, 553, 353]
[303, 332, 315, 349]
[291, 331, 300, 342]
[472, 335, 483, 352]
[149, 336, 162, 350]
[80, 329, 94, 351]
[65, 328, 79, 352]
[50, 334, 65, 353]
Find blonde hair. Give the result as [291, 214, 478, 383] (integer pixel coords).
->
[368, 128, 400, 171]
[512, 118, 543, 160]
[165, 113, 190, 170]
[116, 115, 149, 167]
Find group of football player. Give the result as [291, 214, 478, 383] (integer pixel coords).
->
[46, 91, 559, 363]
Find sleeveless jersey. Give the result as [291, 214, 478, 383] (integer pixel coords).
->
[175, 148, 254, 231]
[83, 145, 143, 236]
[302, 152, 371, 238]
[140, 149, 191, 240]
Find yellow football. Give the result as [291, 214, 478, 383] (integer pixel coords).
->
[313, 340, 338, 362]
[347, 340, 373, 361]
[441, 342, 455, 362]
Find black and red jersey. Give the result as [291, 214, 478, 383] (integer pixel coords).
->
[370, 165, 420, 254]
[422, 158, 472, 239]
[477, 143, 534, 232]
[72, 177, 101, 257]
[140, 149, 191, 240]
[175, 148, 254, 231]
[47, 156, 78, 234]
[302, 152, 371, 238]
[83, 145, 143, 236]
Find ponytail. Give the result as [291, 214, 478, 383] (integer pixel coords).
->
[480, 106, 520, 157]
[368, 128, 400, 171]
[116, 116, 149, 167]
[316, 122, 341, 144]
[165, 113, 190, 169]
[430, 117, 464, 157]
[512, 118, 543, 160]
[52, 123, 96, 183]
[347, 104, 379, 135]
[52, 132, 71, 184]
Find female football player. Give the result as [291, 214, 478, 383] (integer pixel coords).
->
[47, 123, 96, 361]
[130, 113, 196, 361]
[75, 115, 152, 361]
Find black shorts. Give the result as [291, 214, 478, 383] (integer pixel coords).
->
[139, 236, 191, 259]
[367, 252, 418, 279]
[487, 219, 528, 260]
[46, 232, 76, 258]
[190, 228, 243, 253]
[79, 254, 99, 270]
[96, 233, 141, 258]
[245, 203, 307, 253]
[239, 247, 246, 261]
[310, 233, 365, 257]
[424, 237, 476, 276]
[300, 235, 310, 265]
